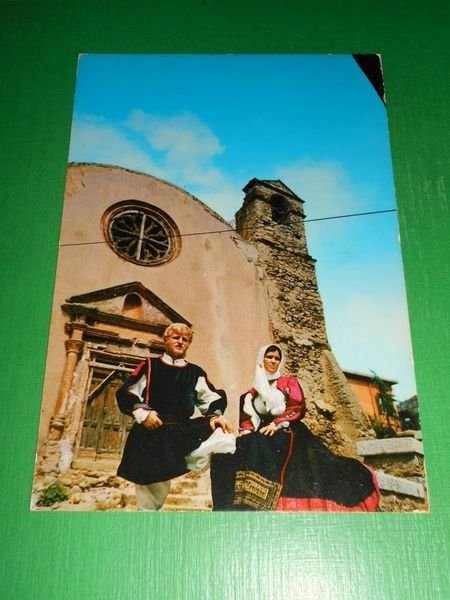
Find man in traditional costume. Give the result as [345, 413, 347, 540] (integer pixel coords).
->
[116, 323, 235, 510]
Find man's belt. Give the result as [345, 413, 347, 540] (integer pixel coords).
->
[159, 415, 185, 426]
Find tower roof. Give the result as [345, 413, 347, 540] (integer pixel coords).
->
[242, 178, 304, 203]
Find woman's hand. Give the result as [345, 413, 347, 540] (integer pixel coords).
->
[259, 422, 279, 436]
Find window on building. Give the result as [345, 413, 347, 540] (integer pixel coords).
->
[270, 195, 290, 225]
[123, 293, 143, 319]
[102, 200, 181, 266]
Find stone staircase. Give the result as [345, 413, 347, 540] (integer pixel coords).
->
[162, 470, 212, 512]
[356, 432, 428, 512]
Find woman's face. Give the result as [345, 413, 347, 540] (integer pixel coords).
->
[263, 350, 281, 374]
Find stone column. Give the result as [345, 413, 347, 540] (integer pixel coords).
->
[48, 337, 84, 440]
[33, 332, 85, 496]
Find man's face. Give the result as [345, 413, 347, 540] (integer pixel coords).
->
[164, 332, 192, 359]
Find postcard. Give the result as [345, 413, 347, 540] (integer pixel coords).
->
[31, 54, 426, 512]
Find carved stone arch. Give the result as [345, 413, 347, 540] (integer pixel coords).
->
[123, 293, 143, 319]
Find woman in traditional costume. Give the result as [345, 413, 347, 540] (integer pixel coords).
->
[211, 344, 379, 511]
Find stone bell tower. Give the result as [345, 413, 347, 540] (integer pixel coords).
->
[236, 178, 372, 456]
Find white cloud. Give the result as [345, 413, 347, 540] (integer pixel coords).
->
[276, 159, 361, 220]
[275, 159, 371, 259]
[68, 114, 165, 177]
[192, 179, 242, 222]
[126, 110, 225, 188]
[69, 111, 240, 221]
[127, 110, 224, 159]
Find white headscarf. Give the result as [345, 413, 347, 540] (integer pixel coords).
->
[252, 344, 286, 416]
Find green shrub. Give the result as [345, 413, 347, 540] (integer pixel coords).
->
[370, 417, 397, 439]
[37, 482, 69, 507]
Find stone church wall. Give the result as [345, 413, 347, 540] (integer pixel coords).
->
[38, 164, 272, 450]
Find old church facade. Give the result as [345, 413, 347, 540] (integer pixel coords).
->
[32, 163, 372, 511]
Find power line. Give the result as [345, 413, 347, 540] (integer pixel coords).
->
[59, 208, 397, 248]
[305, 208, 396, 223]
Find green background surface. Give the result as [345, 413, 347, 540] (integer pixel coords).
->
[1, 2, 449, 599]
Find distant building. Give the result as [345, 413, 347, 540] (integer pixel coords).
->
[397, 395, 421, 430]
[343, 370, 401, 431]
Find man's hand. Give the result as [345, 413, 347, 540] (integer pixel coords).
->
[209, 415, 234, 433]
[142, 410, 163, 430]
[259, 422, 279, 436]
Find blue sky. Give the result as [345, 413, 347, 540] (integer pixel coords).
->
[68, 53, 416, 401]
